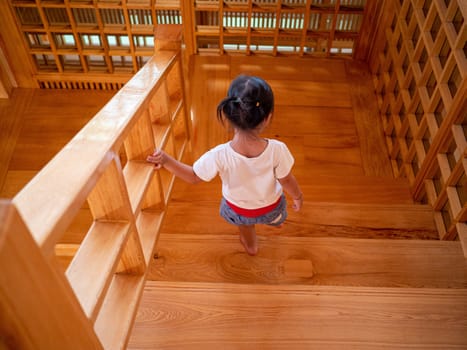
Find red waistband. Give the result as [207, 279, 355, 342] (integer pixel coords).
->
[226, 196, 282, 218]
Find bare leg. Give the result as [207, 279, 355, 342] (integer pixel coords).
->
[238, 224, 258, 256]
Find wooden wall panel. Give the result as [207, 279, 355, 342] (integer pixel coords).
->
[369, 0, 467, 243]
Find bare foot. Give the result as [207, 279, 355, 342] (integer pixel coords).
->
[239, 225, 258, 256]
[240, 234, 258, 256]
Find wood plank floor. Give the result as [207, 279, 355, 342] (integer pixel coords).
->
[0, 89, 115, 198]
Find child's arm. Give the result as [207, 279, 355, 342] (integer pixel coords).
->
[146, 150, 202, 184]
[278, 172, 303, 211]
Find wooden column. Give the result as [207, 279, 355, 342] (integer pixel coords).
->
[0, 2, 36, 88]
[353, 0, 386, 62]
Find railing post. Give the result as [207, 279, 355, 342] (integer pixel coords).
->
[154, 24, 183, 52]
[0, 200, 103, 349]
[154, 24, 193, 145]
[179, 0, 196, 56]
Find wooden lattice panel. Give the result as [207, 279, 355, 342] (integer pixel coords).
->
[370, 0, 467, 244]
[192, 0, 368, 56]
[7, 0, 181, 89]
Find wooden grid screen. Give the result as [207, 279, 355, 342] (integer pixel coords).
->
[370, 0, 466, 244]
[8, 0, 181, 89]
[5, 0, 376, 89]
[191, 0, 367, 56]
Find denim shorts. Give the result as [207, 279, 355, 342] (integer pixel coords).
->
[219, 194, 287, 227]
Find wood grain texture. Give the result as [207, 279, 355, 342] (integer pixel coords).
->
[129, 281, 467, 349]
[0, 201, 102, 349]
[167, 174, 415, 205]
[8, 89, 115, 171]
[0, 2, 35, 88]
[345, 60, 393, 177]
[161, 174, 435, 236]
[0, 89, 33, 193]
[149, 234, 466, 288]
[0, 89, 115, 198]
[1, 55, 463, 349]
[189, 55, 230, 159]
[128, 55, 466, 348]
[230, 56, 349, 83]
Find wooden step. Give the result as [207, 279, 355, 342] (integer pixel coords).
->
[285, 202, 436, 237]
[298, 177, 414, 204]
[160, 166, 433, 241]
[161, 198, 437, 239]
[169, 173, 414, 205]
[148, 235, 466, 288]
[128, 281, 467, 349]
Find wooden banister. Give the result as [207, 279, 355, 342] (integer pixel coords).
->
[1, 25, 190, 349]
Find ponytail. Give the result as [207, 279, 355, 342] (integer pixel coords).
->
[217, 75, 274, 131]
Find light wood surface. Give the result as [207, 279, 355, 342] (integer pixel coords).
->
[130, 281, 467, 349]
[1, 54, 465, 349]
[0, 201, 102, 349]
[127, 55, 466, 348]
[0, 89, 115, 197]
[0, 35, 191, 349]
[369, 0, 467, 242]
[149, 234, 467, 288]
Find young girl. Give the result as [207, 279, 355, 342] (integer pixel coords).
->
[146, 75, 303, 256]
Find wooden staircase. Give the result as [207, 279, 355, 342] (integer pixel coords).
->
[128, 181, 467, 348]
[1, 50, 466, 348]
[127, 56, 467, 348]
[128, 180, 467, 348]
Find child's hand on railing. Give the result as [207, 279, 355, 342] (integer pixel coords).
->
[146, 149, 167, 169]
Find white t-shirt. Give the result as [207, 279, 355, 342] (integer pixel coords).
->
[193, 139, 294, 209]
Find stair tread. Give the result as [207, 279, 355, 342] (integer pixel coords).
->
[170, 174, 415, 204]
[128, 281, 467, 349]
[149, 234, 467, 288]
[163, 200, 436, 235]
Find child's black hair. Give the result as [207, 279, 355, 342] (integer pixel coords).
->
[217, 75, 274, 131]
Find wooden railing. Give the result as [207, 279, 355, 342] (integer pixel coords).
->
[0, 25, 190, 349]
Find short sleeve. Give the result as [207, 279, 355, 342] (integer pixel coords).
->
[193, 149, 219, 182]
[273, 141, 294, 179]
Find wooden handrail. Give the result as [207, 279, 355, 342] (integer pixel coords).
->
[0, 25, 190, 349]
